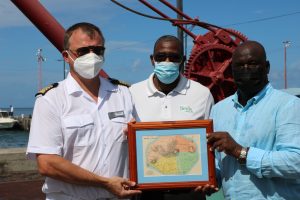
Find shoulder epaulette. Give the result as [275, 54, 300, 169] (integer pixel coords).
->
[35, 83, 59, 97]
[108, 77, 130, 87]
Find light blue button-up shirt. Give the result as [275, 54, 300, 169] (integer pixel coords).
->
[210, 84, 300, 200]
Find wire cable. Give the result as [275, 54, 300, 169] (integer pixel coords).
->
[225, 11, 300, 26]
[110, 0, 224, 30]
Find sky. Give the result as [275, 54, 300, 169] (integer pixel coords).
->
[0, 0, 300, 108]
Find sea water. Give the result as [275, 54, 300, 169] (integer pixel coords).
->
[0, 130, 29, 148]
[0, 108, 33, 148]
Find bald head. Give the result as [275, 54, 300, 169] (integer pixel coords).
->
[233, 40, 267, 62]
[231, 40, 270, 103]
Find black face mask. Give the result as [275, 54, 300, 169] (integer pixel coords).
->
[232, 67, 268, 98]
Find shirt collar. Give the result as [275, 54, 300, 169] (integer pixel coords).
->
[65, 73, 118, 96]
[99, 76, 118, 93]
[65, 73, 83, 95]
[232, 83, 272, 108]
[146, 73, 189, 96]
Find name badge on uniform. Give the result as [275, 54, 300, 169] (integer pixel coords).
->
[108, 110, 125, 119]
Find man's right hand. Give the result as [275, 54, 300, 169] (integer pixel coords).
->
[105, 176, 142, 198]
[37, 155, 141, 198]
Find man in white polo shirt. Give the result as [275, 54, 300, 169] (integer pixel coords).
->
[27, 22, 141, 200]
[129, 35, 214, 200]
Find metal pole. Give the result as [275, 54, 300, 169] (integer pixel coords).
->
[177, 0, 184, 72]
[57, 59, 66, 79]
[284, 44, 287, 89]
[283, 41, 291, 89]
[177, 0, 183, 42]
[139, 0, 196, 38]
[37, 48, 45, 91]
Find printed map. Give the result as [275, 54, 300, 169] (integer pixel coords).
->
[142, 134, 202, 176]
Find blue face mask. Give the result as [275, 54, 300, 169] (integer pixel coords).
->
[154, 61, 180, 84]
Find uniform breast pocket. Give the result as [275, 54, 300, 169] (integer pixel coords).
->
[63, 114, 95, 147]
[110, 117, 128, 142]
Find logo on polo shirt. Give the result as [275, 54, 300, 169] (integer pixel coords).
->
[180, 105, 193, 113]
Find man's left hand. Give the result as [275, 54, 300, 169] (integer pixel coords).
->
[207, 132, 242, 158]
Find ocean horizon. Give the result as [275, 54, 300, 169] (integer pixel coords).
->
[0, 107, 33, 117]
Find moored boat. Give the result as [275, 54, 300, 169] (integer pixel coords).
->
[0, 110, 17, 129]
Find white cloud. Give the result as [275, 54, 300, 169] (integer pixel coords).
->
[1, 0, 158, 29]
[288, 60, 300, 87]
[41, 0, 111, 11]
[107, 40, 151, 53]
[0, 1, 31, 27]
[131, 58, 142, 72]
[253, 10, 264, 15]
[269, 59, 300, 89]
[0, 0, 119, 28]
[290, 60, 300, 70]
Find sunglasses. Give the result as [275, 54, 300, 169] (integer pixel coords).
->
[232, 63, 261, 70]
[153, 52, 183, 63]
[69, 45, 105, 57]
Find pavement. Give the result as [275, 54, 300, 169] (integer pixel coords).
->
[0, 175, 224, 200]
[0, 180, 45, 200]
[0, 171, 45, 200]
[0, 147, 45, 199]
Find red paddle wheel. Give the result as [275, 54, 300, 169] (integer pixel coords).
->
[112, 0, 248, 102]
[185, 29, 247, 101]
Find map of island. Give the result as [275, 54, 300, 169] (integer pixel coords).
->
[142, 134, 202, 177]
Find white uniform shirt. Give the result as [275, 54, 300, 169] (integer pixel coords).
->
[27, 74, 133, 199]
[129, 73, 214, 121]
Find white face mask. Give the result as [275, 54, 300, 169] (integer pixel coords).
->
[69, 52, 104, 79]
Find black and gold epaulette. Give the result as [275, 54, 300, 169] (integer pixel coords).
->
[35, 83, 59, 97]
[108, 77, 130, 87]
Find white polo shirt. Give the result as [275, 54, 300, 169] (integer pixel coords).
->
[27, 74, 133, 199]
[129, 73, 214, 122]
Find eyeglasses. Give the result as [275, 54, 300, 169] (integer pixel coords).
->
[69, 45, 105, 57]
[232, 63, 260, 70]
[153, 52, 183, 63]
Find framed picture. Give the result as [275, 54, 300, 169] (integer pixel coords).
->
[127, 120, 216, 190]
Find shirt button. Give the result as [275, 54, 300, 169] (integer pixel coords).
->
[165, 106, 167, 108]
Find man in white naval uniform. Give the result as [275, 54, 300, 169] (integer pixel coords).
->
[27, 22, 141, 200]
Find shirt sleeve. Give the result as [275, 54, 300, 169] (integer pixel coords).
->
[246, 98, 300, 179]
[129, 86, 140, 122]
[204, 91, 215, 119]
[210, 107, 222, 187]
[27, 95, 63, 159]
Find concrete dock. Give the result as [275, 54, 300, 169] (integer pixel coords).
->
[0, 148, 44, 199]
[13, 116, 31, 131]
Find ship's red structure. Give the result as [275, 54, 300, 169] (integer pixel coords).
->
[11, 0, 247, 102]
[135, 0, 248, 102]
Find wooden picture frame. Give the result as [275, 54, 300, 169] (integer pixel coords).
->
[127, 120, 216, 190]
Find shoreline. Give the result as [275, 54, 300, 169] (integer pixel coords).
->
[0, 147, 42, 182]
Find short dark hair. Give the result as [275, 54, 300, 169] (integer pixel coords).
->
[153, 35, 183, 54]
[64, 22, 105, 50]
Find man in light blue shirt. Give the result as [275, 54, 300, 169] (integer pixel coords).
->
[198, 41, 300, 199]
